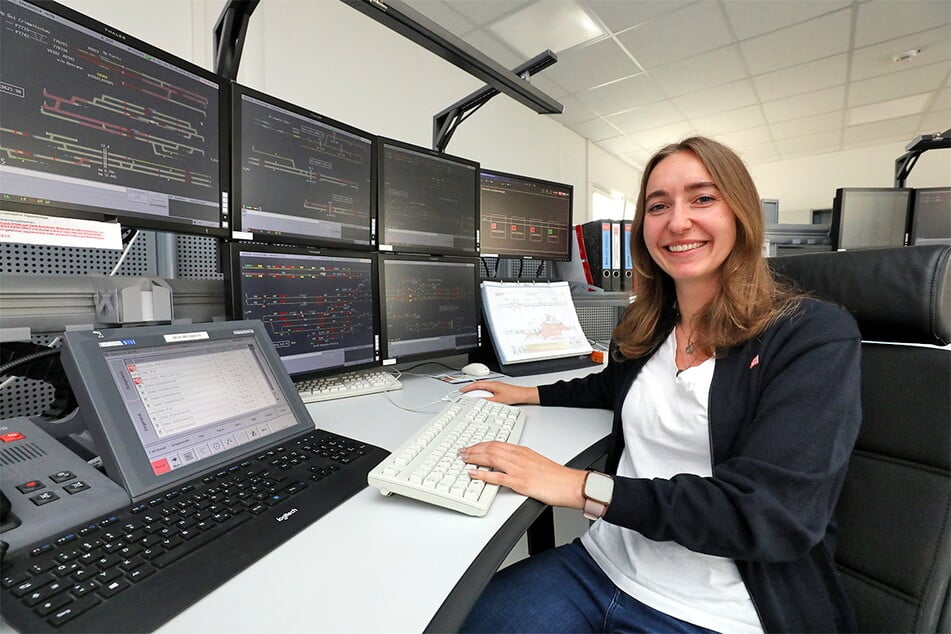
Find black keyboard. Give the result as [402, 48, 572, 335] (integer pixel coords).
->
[0, 429, 388, 633]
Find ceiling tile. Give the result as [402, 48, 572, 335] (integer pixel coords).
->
[570, 117, 624, 141]
[762, 85, 846, 122]
[736, 140, 780, 165]
[576, 73, 664, 115]
[527, 73, 570, 99]
[607, 100, 684, 133]
[855, 0, 951, 48]
[691, 104, 766, 135]
[714, 125, 774, 148]
[441, 0, 532, 26]
[616, 1, 733, 70]
[542, 38, 640, 94]
[847, 93, 931, 126]
[488, 0, 604, 58]
[672, 79, 758, 119]
[583, 0, 691, 33]
[843, 115, 922, 146]
[848, 61, 949, 107]
[722, 0, 851, 40]
[774, 131, 843, 157]
[752, 54, 848, 102]
[928, 86, 951, 111]
[920, 107, 951, 133]
[597, 134, 647, 155]
[739, 9, 852, 75]
[768, 111, 844, 140]
[401, 0, 479, 35]
[635, 122, 699, 153]
[851, 25, 951, 81]
[551, 94, 600, 125]
[648, 45, 747, 98]
[461, 28, 523, 68]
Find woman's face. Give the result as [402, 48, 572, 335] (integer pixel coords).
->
[642, 150, 737, 295]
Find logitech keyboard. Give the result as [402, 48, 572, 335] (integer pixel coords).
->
[367, 397, 525, 516]
[296, 368, 402, 403]
[0, 429, 388, 633]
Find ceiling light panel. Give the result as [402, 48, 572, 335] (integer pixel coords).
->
[488, 0, 603, 59]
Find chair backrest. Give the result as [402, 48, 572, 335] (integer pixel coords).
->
[770, 245, 951, 633]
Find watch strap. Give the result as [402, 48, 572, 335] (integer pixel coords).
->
[583, 497, 607, 520]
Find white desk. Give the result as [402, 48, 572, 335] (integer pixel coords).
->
[155, 365, 611, 633]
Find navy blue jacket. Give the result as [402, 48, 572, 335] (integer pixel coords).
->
[538, 298, 861, 633]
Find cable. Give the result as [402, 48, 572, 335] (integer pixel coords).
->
[109, 229, 140, 276]
[383, 389, 448, 413]
[0, 348, 61, 377]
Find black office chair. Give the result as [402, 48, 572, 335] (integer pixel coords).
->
[770, 245, 951, 633]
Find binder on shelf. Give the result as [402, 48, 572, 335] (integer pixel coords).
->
[480, 280, 598, 377]
[555, 224, 594, 285]
[622, 220, 634, 292]
[609, 221, 622, 291]
[580, 220, 613, 291]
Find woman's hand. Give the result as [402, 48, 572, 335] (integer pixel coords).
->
[459, 441, 586, 510]
[459, 381, 540, 405]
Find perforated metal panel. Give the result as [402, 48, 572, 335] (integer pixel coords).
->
[1, 233, 222, 419]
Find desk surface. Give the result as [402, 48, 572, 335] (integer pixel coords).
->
[152, 364, 611, 633]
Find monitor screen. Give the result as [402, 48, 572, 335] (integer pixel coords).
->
[479, 169, 573, 261]
[378, 138, 479, 256]
[378, 254, 481, 363]
[223, 243, 380, 378]
[231, 85, 376, 248]
[910, 187, 951, 246]
[61, 321, 315, 502]
[0, 0, 228, 236]
[831, 188, 912, 250]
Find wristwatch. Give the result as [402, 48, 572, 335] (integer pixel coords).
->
[582, 470, 614, 520]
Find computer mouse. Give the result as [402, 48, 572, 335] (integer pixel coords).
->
[461, 362, 491, 377]
[462, 389, 494, 399]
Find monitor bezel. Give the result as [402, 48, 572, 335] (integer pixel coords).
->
[830, 187, 913, 251]
[377, 253, 482, 365]
[221, 241, 381, 378]
[230, 83, 378, 250]
[478, 168, 574, 262]
[60, 320, 314, 502]
[376, 136, 480, 257]
[909, 186, 951, 246]
[0, 0, 230, 238]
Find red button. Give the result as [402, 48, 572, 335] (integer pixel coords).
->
[0, 432, 25, 442]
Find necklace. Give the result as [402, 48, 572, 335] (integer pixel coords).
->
[677, 322, 696, 355]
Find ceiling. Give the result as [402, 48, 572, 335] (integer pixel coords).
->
[400, 0, 951, 170]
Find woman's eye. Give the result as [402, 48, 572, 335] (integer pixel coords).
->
[694, 195, 716, 204]
[647, 202, 667, 213]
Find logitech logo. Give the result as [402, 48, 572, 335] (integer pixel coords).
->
[276, 508, 298, 522]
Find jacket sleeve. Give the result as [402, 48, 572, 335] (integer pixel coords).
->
[603, 300, 863, 563]
[536, 345, 628, 411]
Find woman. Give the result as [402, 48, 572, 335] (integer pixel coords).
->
[459, 137, 861, 633]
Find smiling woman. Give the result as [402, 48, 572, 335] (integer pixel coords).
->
[459, 136, 863, 633]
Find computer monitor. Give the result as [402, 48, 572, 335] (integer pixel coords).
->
[760, 199, 780, 225]
[830, 188, 912, 250]
[0, 0, 228, 237]
[377, 138, 479, 256]
[479, 169, 573, 261]
[223, 243, 380, 378]
[378, 254, 481, 363]
[231, 84, 376, 248]
[909, 187, 951, 246]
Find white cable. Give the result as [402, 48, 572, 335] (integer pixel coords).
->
[109, 229, 140, 276]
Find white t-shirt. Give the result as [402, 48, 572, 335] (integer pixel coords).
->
[581, 329, 763, 633]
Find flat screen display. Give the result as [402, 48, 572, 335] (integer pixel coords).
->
[378, 138, 479, 256]
[479, 169, 572, 261]
[378, 254, 481, 363]
[910, 187, 951, 245]
[223, 243, 379, 377]
[831, 188, 912, 250]
[0, 0, 228, 236]
[232, 85, 375, 248]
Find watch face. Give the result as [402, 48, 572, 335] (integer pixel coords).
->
[584, 472, 613, 504]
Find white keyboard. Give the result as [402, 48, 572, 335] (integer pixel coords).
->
[296, 368, 402, 403]
[367, 397, 525, 516]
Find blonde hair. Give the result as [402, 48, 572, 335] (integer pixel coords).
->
[612, 137, 800, 359]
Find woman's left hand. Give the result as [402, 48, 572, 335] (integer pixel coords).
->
[459, 441, 587, 510]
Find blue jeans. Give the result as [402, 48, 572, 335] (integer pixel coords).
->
[460, 540, 720, 634]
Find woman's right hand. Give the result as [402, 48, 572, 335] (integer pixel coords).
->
[459, 381, 540, 405]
